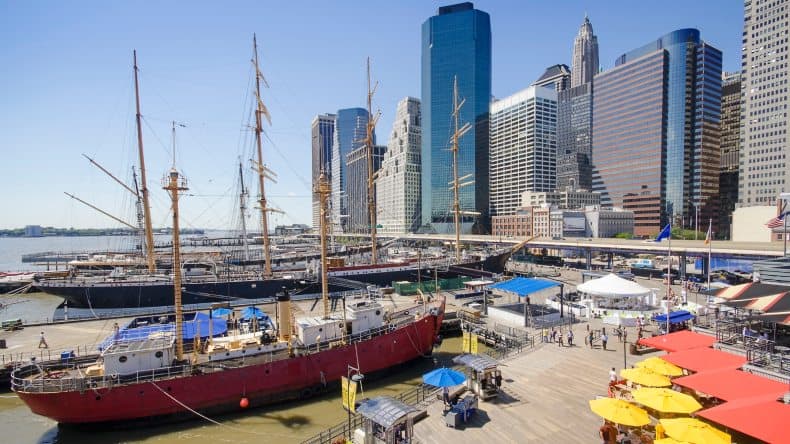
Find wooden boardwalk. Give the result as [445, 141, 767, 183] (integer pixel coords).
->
[414, 319, 661, 444]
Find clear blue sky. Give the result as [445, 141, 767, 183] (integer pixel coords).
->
[0, 0, 743, 230]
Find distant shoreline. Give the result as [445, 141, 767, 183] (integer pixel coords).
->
[0, 228, 205, 238]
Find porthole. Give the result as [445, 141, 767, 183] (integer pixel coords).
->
[155, 351, 163, 358]
[119, 356, 128, 363]
[375, 310, 381, 316]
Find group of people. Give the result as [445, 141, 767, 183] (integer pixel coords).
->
[599, 420, 657, 444]
[541, 327, 575, 347]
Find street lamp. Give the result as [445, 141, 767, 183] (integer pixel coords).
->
[346, 365, 364, 438]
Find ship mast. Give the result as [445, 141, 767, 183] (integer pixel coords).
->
[315, 171, 331, 319]
[364, 57, 380, 264]
[252, 34, 277, 277]
[238, 161, 251, 262]
[133, 50, 157, 273]
[450, 76, 472, 263]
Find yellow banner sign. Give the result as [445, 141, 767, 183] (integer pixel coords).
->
[470, 333, 478, 354]
[462, 331, 470, 353]
[341, 376, 358, 413]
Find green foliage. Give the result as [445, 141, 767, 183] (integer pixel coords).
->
[614, 232, 634, 239]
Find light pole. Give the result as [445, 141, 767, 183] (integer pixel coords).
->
[694, 203, 699, 241]
[346, 365, 364, 438]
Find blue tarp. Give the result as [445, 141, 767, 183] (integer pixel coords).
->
[240, 306, 270, 321]
[653, 310, 695, 324]
[99, 313, 228, 350]
[487, 277, 560, 297]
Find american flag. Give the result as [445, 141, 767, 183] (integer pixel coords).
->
[765, 211, 789, 229]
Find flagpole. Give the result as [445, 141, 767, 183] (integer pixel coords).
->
[667, 225, 671, 336]
[707, 218, 712, 290]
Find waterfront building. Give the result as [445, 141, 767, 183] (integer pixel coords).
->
[521, 189, 600, 210]
[719, 72, 741, 239]
[738, 0, 789, 207]
[345, 144, 386, 234]
[376, 97, 422, 234]
[490, 86, 558, 217]
[532, 64, 571, 92]
[421, 2, 492, 233]
[556, 83, 593, 191]
[571, 15, 599, 88]
[491, 211, 532, 238]
[274, 224, 311, 236]
[330, 108, 371, 232]
[311, 113, 335, 230]
[23, 225, 43, 237]
[592, 29, 722, 236]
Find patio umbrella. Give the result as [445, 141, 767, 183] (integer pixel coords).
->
[620, 368, 672, 387]
[631, 387, 702, 414]
[211, 307, 232, 317]
[422, 368, 466, 388]
[588, 398, 650, 427]
[635, 357, 683, 377]
[654, 439, 692, 444]
[660, 418, 731, 444]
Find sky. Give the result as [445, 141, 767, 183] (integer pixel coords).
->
[0, 0, 744, 231]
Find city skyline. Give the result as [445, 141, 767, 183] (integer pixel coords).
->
[1, 1, 743, 229]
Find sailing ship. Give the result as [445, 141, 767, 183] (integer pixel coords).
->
[11, 78, 444, 423]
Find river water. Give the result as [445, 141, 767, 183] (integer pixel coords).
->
[0, 236, 473, 443]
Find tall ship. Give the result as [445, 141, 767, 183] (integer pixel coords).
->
[11, 80, 445, 424]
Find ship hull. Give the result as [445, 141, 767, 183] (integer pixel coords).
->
[15, 312, 442, 425]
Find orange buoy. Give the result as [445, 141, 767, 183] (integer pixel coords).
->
[240, 397, 249, 408]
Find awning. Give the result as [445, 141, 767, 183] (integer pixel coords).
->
[356, 396, 416, 429]
[672, 369, 788, 402]
[718, 282, 790, 302]
[637, 330, 716, 352]
[653, 310, 695, 324]
[661, 348, 746, 373]
[696, 396, 790, 444]
[487, 277, 560, 297]
[715, 283, 750, 300]
[453, 353, 499, 372]
[753, 311, 790, 326]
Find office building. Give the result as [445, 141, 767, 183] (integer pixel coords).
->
[376, 97, 422, 234]
[556, 83, 593, 191]
[490, 86, 558, 217]
[521, 189, 600, 209]
[345, 144, 386, 234]
[571, 15, 599, 88]
[421, 2, 492, 233]
[532, 64, 571, 92]
[330, 108, 371, 232]
[719, 72, 741, 239]
[584, 207, 635, 238]
[738, 0, 789, 207]
[592, 29, 722, 236]
[311, 114, 335, 229]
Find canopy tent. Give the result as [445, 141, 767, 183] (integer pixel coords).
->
[672, 368, 788, 402]
[637, 330, 716, 352]
[576, 273, 652, 299]
[661, 347, 746, 373]
[696, 396, 790, 444]
[487, 277, 560, 297]
[652, 310, 695, 324]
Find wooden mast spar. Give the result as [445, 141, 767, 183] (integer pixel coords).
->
[450, 76, 473, 263]
[315, 172, 331, 319]
[133, 50, 157, 273]
[364, 58, 381, 264]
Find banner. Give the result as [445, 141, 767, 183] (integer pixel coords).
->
[470, 333, 479, 354]
[341, 376, 358, 412]
[462, 331, 470, 353]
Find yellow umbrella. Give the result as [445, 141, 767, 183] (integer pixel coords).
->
[589, 398, 651, 427]
[631, 387, 702, 414]
[635, 356, 684, 377]
[654, 439, 692, 444]
[660, 418, 731, 444]
[621, 367, 672, 387]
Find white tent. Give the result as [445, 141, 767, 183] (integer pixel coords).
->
[577, 273, 652, 299]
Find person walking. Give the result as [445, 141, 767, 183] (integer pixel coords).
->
[601, 332, 608, 350]
[616, 327, 622, 343]
[38, 331, 48, 349]
[567, 329, 574, 347]
[589, 330, 595, 348]
[558, 329, 564, 347]
[542, 328, 549, 343]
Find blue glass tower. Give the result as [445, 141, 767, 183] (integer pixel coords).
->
[421, 3, 491, 233]
[331, 108, 372, 232]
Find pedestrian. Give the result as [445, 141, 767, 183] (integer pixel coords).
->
[609, 367, 617, 383]
[542, 328, 549, 343]
[442, 386, 450, 407]
[38, 331, 48, 349]
[113, 322, 120, 340]
[601, 332, 608, 350]
[558, 330, 564, 347]
[599, 420, 617, 444]
[550, 328, 556, 343]
[616, 327, 622, 343]
[589, 330, 595, 348]
[567, 329, 574, 347]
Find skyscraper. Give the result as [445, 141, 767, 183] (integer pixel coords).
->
[592, 29, 722, 236]
[489, 86, 558, 216]
[719, 72, 741, 239]
[421, 2, 492, 234]
[571, 15, 599, 88]
[532, 64, 571, 92]
[377, 97, 422, 234]
[345, 144, 386, 234]
[311, 113, 335, 229]
[330, 108, 371, 232]
[738, 0, 789, 207]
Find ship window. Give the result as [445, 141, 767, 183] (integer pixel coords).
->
[375, 310, 381, 316]
[319, 328, 323, 332]
[119, 356, 128, 363]
[155, 351, 163, 358]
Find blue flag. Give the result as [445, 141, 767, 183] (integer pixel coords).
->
[655, 224, 671, 242]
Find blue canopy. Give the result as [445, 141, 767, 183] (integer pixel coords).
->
[653, 310, 695, 324]
[241, 306, 269, 320]
[422, 367, 466, 388]
[211, 307, 232, 317]
[487, 277, 560, 297]
[100, 314, 228, 350]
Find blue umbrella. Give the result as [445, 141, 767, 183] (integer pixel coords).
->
[422, 367, 466, 388]
[211, 307, 232, 317]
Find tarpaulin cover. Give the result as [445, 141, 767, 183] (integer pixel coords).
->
[661, 348, 746, 373]
[637, 330, 716, 352]
[672, 368, 788, 402]
[652, 310, 695, 324]
[487, 277, 560, 297]
[697, 396, 790, 444]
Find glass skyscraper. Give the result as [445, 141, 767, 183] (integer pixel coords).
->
[330, 108, 371, 232]
[421, 2, 491, 233]
[593, 29, 722, 235]
[311, 113, 335, 229]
